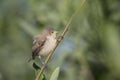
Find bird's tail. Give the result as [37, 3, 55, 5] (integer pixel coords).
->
[27, 58, 33, 62]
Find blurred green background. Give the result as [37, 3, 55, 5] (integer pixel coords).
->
[0, 0, 120, 80]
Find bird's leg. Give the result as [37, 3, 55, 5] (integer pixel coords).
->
[38, 56, 44, 65]
[57, 36, 64, 42]
[38, 56, 47, 67]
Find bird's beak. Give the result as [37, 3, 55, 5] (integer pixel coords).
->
[54, 31, 58, 34]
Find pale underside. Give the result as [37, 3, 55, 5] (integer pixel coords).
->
[38, 35, 56, 56]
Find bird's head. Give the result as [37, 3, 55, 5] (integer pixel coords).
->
[42, 27, 57, 38]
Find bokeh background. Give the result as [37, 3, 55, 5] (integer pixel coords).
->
[0, 0, 120, 80]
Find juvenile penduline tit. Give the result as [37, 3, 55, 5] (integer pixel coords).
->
[28, 27, 57, 63]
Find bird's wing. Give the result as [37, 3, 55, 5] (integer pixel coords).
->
[32, 35, 46, 59]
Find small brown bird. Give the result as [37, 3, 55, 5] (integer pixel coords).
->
[30, 27, 57, 62]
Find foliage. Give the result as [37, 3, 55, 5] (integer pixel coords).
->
[50, 67, 60, 80]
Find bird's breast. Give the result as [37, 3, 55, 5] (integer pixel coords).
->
[39, 36, 56, 56]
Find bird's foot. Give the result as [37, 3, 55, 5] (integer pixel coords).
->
[41, 62, 47, 68]
[57, 36, 64, 42]
[40, 59, 47, 68]
[38, 56, 47, 68]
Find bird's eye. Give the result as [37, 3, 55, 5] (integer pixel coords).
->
[51, 31, 54, 33]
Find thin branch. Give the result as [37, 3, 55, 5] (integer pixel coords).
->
[34, 0, 86, 80]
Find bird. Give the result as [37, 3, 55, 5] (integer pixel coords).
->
[28, 27, 57, 62]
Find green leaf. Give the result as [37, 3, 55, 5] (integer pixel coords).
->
[50, 67, 60, 80]
[33, 62, 46, 80]
[33, 62, 41, 70]
[35, 70, 46, 80]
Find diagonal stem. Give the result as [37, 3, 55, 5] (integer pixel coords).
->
[34, 0, 86, 80]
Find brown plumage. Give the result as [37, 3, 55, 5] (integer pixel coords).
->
[31, 27, 57, 60]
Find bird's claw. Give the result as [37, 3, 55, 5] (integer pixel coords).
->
[57, 36, 64, 42]
[42, 62, 47, 68]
